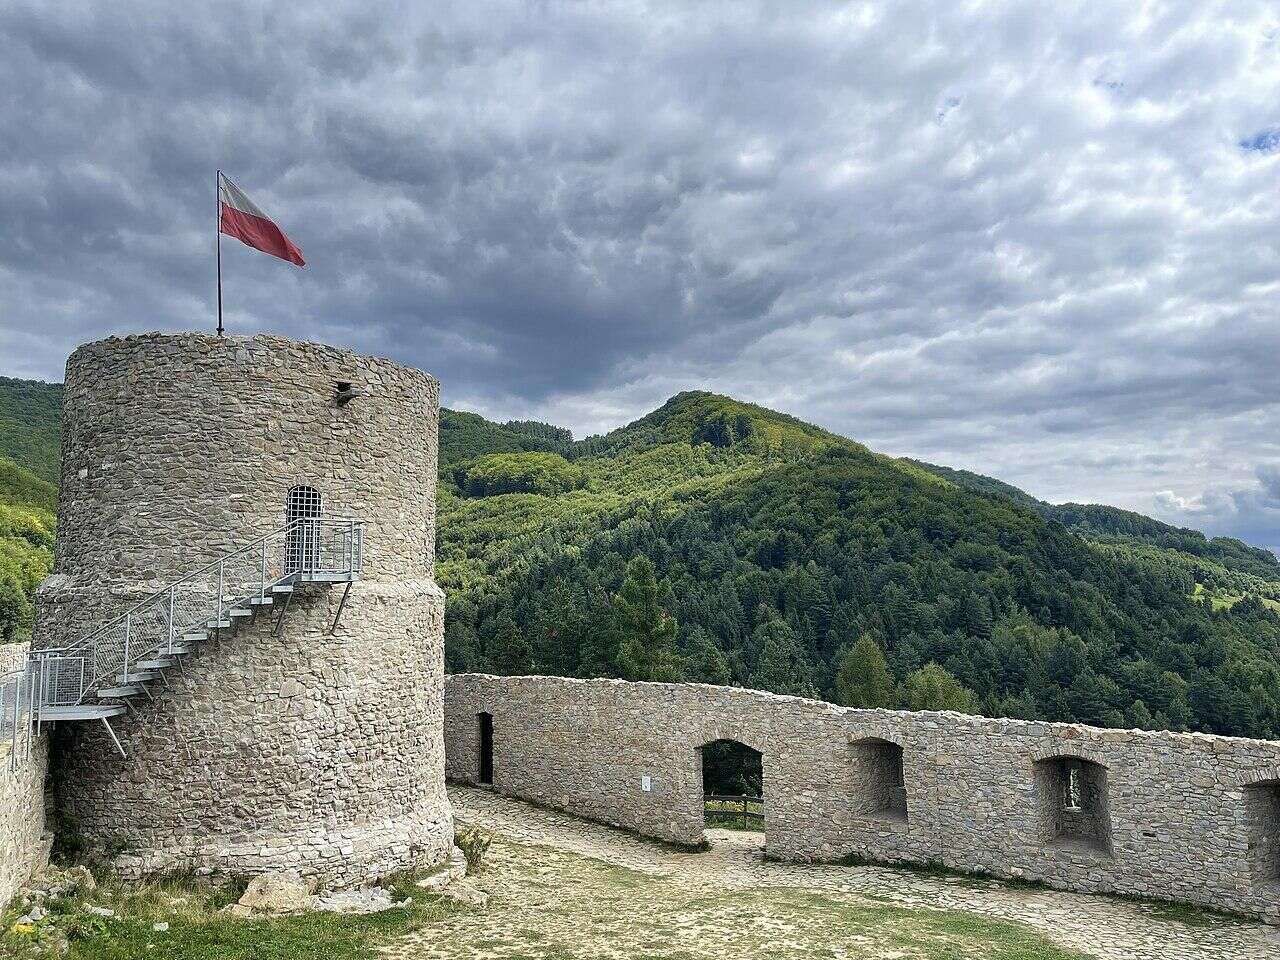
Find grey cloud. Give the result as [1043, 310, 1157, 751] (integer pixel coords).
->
[2, 1, 1280, 549]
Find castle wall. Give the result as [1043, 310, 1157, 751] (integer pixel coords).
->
[38, 333, 451, 885]
[445, 674, 1280, 923]
[0, 643, 50, 909]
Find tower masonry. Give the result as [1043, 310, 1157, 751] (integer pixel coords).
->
[36, 331, 452, 884]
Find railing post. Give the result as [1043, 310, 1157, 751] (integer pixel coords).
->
[168, 585, 176, 655]
[26, 665, 35, 759]
[12, 670, 21, 769]
[261, 538, 268, 600]
[124, 612, 131, 682]
[217, 559, 224, 628]
[348, 519, 355, 574]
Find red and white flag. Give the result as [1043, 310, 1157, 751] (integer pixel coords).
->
[218, 174, 305, 267]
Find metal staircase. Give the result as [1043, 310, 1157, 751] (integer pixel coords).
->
[1, 517, 363, 764]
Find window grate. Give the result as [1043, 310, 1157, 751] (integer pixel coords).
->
[284, 485, 323, 573]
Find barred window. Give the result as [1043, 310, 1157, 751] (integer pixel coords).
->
[285, 485, 323, 573]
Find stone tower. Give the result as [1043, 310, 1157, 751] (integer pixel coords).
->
[36, 332, 452, 884]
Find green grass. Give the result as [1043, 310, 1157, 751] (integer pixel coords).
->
[385, 831, 1099, 960]
[1, 872, 459, 960]
[703, 798, 764, 831]
[1191, 581, 1280, 613]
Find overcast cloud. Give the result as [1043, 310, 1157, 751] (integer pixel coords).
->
[2, 1, 1280, 548]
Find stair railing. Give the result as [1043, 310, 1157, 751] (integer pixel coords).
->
[31, 517, 363, 709]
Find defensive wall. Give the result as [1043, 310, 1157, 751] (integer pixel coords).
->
[445, 673, 1280, 923]
[0, 642, 50, 909]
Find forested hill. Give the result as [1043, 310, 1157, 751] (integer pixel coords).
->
[0, 377, 61, 483]
[437, 392, 1280, 739]
[5, 379, 1280, 738]
[0, 379, 60, 642]
[911, 460, 1280, 592]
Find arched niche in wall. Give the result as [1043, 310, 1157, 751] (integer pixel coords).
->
[850, 737, 908, 822]
[1243, 778, 1280, 889]
[1033, 755, 1112, 856]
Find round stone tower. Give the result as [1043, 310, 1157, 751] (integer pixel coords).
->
[37, 332, 452, 884]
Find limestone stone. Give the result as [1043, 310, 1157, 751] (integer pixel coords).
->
[36, 333, 453, 887]
[0, 642, 50, 910]
[236, 870, 316, 914]
[445, 673, 1280, 925]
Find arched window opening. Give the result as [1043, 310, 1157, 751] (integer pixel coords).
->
[1034, 756, 1112, 855]
[284, 485, 323, 573]
[700, 739, 764, 836]
[1243, 780, 1280, 887]
[851, 738, 908, 821]
[477, 712, 494, 786]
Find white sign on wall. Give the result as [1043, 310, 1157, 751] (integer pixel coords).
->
[641, 774, 652, 792]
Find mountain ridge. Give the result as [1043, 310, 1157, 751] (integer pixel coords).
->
[4, 378, 1280, 738]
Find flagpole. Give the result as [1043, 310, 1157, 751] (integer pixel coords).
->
[215, 169, 224, 337]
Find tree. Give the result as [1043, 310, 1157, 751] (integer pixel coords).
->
[749, 618, 819, 698]
[833, 635, 897, 708]
[902, 663, 976, 713]
[685, 627, 731, 685]
[486, 613, 534, 675]
[612, 557, 685, 682]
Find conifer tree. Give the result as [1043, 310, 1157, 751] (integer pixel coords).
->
[833, 634, 897, 708]
[486, 612, 535, 675]
[902, 662, 976, 713]
[613, 557, 685, 682]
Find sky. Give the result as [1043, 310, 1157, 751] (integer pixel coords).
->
[2, 1, 1280, 549]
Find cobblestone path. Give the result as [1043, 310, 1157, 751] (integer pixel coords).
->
[386, 786, 1280, 960]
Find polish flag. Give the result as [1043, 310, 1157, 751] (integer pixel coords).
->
[218, 174, 305, 267]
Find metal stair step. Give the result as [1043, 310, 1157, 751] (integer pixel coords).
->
[27, 518, 363, 732]
[116, 670, 159, 683]
[98, 685, 143, 697]
[39, 704, 127, 720]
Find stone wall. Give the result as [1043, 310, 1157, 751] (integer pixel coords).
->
[40, 333, 452, 885]
[445, 674, 1280, 923]
[0, 642, 50, 909]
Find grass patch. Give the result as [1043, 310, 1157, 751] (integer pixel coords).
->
[704, 797, 764, 831]
[389, 834, 1097, 960]
[1, 871, 460, 960]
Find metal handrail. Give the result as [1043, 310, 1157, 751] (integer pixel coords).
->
[39, 517, 360, 658]
[31, 517, 363, 707]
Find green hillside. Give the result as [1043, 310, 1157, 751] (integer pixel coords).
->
[0, 457, 55, 644]
[912, 460, 1280, 598]
[4, 378, 1280, 738]
[0, 377, 61, 483]
[0, 379, 60, 644]
[439, 392, 1280, 739]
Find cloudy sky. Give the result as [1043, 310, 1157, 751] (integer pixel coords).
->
[2, 1, 1280, 548]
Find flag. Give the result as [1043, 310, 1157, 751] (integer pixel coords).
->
[218, 174, 305, 267]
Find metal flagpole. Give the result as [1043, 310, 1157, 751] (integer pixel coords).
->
[216, 169, 224, 337]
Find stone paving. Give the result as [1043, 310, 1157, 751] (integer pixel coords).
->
[392, 785, 1280, 960]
